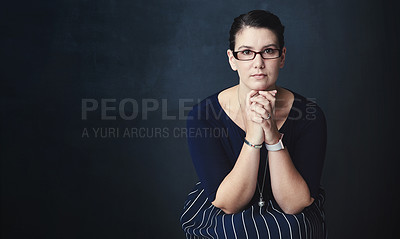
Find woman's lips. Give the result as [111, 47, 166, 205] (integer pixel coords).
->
[251, 74, 267, 79]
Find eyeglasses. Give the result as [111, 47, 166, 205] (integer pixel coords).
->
[232, 48, 282, 61]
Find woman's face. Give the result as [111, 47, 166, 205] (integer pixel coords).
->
[227, 27, 286, 91]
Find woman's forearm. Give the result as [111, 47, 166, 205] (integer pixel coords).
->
[211, 143, 261, 214]
[268, 148, 314, 214]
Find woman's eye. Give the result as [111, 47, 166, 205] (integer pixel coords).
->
[264, 48, 274, 54]
[242, 50, 251, 55]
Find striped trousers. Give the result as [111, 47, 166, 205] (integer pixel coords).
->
[180, 182, 327, 239]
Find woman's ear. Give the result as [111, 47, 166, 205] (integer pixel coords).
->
[279, 47, 286, 68]
[227, 49, 237, 71]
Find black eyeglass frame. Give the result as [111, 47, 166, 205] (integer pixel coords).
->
[232, 49, 283, 61]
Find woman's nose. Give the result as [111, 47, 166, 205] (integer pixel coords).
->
[253, 53, 265, 68]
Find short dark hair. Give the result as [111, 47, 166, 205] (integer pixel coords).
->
[229, 10, 285, 50]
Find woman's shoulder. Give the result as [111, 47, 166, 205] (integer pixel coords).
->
[187, 90, 224, 121]
[283, 88, 326, 134]
[284, 88, 325, 118]
[188, 85, 237, 119]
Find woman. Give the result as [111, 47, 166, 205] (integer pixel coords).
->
[180, 10, 327, 239]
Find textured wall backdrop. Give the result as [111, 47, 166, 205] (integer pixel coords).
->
[2, 0, 399, 238]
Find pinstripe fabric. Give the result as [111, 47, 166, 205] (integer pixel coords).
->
[180, 182, 327, 239]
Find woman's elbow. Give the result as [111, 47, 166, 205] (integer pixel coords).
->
[220, 207, 238, 215]
[212, 200, 241, 215]
[281, 206, 303, 215]
[280, 197, 314, 214]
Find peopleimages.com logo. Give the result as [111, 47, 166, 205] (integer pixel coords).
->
[80, 97, 318, 139]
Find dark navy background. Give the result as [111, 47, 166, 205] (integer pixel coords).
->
[2, 0, 399, 238]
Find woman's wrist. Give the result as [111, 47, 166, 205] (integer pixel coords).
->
[264, 130, 281, 145]
[243, 138, 263, 149]
[245, 132, 264, 145]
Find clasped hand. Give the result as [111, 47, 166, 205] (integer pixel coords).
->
[243, 90, 281, 145]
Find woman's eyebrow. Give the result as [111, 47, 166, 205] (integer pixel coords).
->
[264, 44, 279, 48]
[237, 45, 254, 50]
[237, 44, 279, 50]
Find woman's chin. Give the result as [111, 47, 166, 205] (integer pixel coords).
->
[240, 80, 276, 91]
[251, 83, 275, 91]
